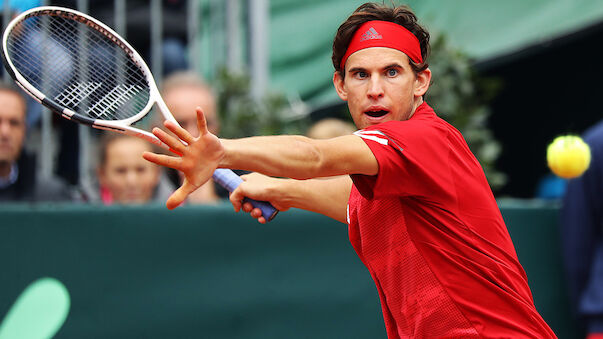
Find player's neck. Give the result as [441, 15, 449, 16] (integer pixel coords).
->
[407, 97, 424, 119]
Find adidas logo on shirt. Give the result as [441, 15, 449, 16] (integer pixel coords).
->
[360, 27, 382, 41]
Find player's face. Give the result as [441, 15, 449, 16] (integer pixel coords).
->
[333, 47, 431, 129]
[99, 137, 160, 204]
[0, 91, 26, 166]
[163, 86, 219, 137]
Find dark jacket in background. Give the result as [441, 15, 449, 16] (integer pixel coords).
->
[0, 151, 79, 202]
[561, 120, 603, 334]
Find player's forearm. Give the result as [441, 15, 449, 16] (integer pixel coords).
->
[279, 176, 351, 223]
[220, 135, 326, 179]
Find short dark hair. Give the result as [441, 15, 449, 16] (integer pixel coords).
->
[332, 3, 430, 76]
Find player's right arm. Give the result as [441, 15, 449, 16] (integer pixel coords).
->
[144, 108, 376, 210]
[231, 173, 352, 224]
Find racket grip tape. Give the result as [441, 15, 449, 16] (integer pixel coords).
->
[212, 169, 279, 222]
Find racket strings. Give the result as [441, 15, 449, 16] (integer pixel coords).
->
[8, 20, 76, 97]
[6, 14, 150, 121]
[45, 16, 150, 120]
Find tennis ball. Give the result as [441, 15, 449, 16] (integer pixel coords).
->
[547, 135, 591, 178]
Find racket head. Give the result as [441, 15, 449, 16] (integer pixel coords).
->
[1, 6, 163, 128]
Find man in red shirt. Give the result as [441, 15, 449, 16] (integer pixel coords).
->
[144, 3, 556, 337]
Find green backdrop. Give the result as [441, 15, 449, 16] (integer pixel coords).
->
[198, 0, 603, 107]
[0, 201, 580, 338]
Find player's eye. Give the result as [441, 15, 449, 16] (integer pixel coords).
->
[386, 68, 399, 77]
[353, 71, 368, 79]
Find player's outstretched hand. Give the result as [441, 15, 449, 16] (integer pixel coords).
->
[230, 172, 289, 224]
[143, 107, 224, 209]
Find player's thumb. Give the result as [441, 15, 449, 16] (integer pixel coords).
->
[229, 187, 244, 212]
[166, 181, 196, 209]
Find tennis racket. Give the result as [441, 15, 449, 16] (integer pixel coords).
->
[1, 6, 278, 221]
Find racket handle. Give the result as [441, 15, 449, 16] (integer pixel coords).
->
[212, 169, 279, 222]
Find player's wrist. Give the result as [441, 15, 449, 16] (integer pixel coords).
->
[217, 138, 234, 169]
[274, 178, 304, 211]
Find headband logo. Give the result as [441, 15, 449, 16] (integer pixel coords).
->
[360, 27, 382, 41]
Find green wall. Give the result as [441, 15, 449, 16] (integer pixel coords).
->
[0, 201, 579, 338]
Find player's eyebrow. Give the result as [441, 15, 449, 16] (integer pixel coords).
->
[348, 63, 404, 74]
[347, 66, 367, 74]
[383, 63, 403, 70]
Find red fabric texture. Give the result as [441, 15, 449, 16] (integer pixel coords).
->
[340, 20, 422, 71]
[347, 103, 556, 338]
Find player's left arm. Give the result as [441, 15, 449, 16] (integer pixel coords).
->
[231, 173, 353, 224]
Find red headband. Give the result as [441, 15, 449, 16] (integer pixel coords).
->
[340, 20, 423, 71]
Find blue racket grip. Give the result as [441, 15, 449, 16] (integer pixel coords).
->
[212, 168, 279, 222]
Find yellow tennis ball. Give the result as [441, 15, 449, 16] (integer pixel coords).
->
[547, 135, 591, 178]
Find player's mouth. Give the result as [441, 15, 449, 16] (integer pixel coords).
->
[364, 107, 390, 118]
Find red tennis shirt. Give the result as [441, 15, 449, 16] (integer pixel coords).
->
[347, 103, 556, 338]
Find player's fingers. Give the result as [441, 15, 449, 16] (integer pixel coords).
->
[229, 190, 243, 212]
[250, 207, 263, 219]
[152, 127, 186, 154]
[164, 120, 195, 145]
[196, 107, 209, 136]
[166, 190, 185, 210]
[242, 201, 254, 213]
[243, 205, 265, 224]
[166, 181, 197, 210]
[142, 151, 182, 170]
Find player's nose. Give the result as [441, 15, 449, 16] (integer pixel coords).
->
[367, 77, 384, 99]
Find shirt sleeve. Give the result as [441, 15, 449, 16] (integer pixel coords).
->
[350, 120, 454, 201]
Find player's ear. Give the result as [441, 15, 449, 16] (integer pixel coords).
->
[333, 71, 348, 101]
[414, 68, 431, 97]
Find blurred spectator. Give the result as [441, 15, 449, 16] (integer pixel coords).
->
[96, 133, 173, 205]
[161, 71, 222, 204]
[561, 120, 603, 339]
[0, 83, 79, 202]
[306, 118, 356, 139]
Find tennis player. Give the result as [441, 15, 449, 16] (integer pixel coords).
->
[144, 3, 556, 337]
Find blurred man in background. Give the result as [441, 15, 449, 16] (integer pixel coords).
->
[161, 71, 222, 204]
[0, 83, 77, 202]
[561, 120, 603, 339]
